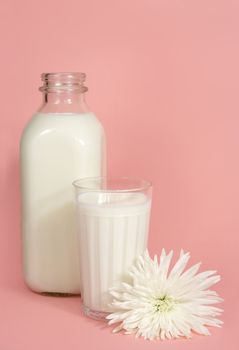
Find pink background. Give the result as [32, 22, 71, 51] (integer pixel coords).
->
[0, 0, 238, 349]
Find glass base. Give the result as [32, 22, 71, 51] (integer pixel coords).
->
[40, 292, 80, 297]
[83, 305, 109, 321]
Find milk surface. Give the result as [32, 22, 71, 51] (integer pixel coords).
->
[77, 191, 151, 312]
[20, 112, 105, 293]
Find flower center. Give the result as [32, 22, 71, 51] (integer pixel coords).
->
[153, 295, 175, 313]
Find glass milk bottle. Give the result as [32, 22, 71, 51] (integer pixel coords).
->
[20, 72, 106, 295]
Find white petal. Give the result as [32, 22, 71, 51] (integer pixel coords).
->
[158, 250, 173, 281]
[112, 323, 124, 333]
[180, 262, 201, 280]
[168, 252, 190, 281]
[197, 275, 221, 290]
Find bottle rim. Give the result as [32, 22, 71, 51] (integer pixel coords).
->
[72, 176, 152, 193]
[39, 72, 88, 93]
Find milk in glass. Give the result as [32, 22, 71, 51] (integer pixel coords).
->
[74, 182, 152, 318]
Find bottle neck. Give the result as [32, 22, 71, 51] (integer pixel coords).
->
[38, 91, 89, 114]
[38, 72, 89, 114]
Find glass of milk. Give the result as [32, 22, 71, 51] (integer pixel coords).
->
[73, 177, 152, 320]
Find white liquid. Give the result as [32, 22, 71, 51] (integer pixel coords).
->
[77, 192, 151, 313]
[20, 112, 105, 294]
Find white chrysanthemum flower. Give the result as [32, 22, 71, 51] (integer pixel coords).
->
[106, 249, 223, 340]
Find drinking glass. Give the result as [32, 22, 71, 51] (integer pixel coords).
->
[73, 177, 152, 320]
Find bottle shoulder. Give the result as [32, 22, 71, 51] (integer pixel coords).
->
[21, 112, 104, 134]
[20, 112, 105, 146]
[31, 111, 100, 123]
